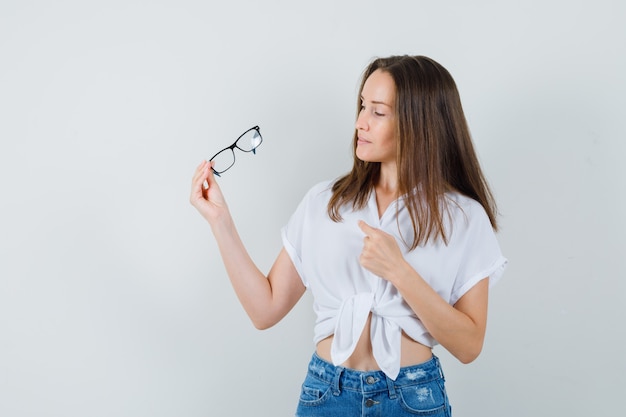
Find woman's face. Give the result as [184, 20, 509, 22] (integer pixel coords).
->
[355, 69, 397, 165]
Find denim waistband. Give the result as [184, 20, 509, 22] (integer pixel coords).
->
[306, 352, 445, 397]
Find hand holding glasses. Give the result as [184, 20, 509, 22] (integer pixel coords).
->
[209, 126, 263, 176]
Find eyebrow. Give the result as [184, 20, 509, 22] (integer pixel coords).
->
[360, 96, 393, 107]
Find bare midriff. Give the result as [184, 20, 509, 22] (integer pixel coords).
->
[315, 313, 432, 371]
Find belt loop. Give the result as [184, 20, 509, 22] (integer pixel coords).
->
[332, 366, 344, 396]
[433, 354, 445, 381]
[385, 375, 397, 399]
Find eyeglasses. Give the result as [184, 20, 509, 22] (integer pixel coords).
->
[209, 126, 263, 176]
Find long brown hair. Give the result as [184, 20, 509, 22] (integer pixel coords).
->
[328, 55, 498, 249]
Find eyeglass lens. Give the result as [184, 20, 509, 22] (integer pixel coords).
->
[236, 128, 262, 152]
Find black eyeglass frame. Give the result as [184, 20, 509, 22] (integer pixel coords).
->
[209, 125, 263, 176]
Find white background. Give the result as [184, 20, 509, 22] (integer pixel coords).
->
[1, 1, 624, 416]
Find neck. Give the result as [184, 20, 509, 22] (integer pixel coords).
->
[376, 162, 399, 196]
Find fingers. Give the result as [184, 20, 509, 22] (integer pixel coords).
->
[358, 220, 397, 253]
[190, 161, 212, 203]
[358, 220, 378, 236]
[192, 161, 217, 188]
[203, 160, 220, 190]
[192, 161, 209, 185]
[358, 221, 398, 279]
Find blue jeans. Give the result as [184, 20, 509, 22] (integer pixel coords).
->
[295, 353, 452, 416]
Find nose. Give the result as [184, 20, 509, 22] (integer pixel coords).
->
[355, 109, 368, 131]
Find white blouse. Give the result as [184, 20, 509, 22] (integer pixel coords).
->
[281, 180, 507, 379]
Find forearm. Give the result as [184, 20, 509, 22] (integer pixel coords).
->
[390, 262, 488, 364]
[209, 214, 275, 328]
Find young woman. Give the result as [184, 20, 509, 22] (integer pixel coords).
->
[190, 55, 507, 416]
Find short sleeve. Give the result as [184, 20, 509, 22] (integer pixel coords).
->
[281, 195, 307, 287]
[449, 202, 508, 306]
[280, 181, 332, 288]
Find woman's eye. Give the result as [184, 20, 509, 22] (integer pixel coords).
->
[374, 111, 385, 116]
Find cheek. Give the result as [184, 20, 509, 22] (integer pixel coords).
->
[381, 131, 397, 151]
[377, 121, 396, 144]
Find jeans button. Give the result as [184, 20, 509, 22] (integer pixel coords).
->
[366, 376, 376, 385]
[365, 398, 378, 407]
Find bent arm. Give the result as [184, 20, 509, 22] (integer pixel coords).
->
[190, 161, 306, 329]
[392, 267, 488, 364]
[212, 218, 306, 329]
[358, 220, 488, 363]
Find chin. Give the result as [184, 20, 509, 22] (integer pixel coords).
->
[355, 149, 373, 162]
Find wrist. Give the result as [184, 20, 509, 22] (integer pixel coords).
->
[388, 260, 420, 289]
[208, 210, 235, 235]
